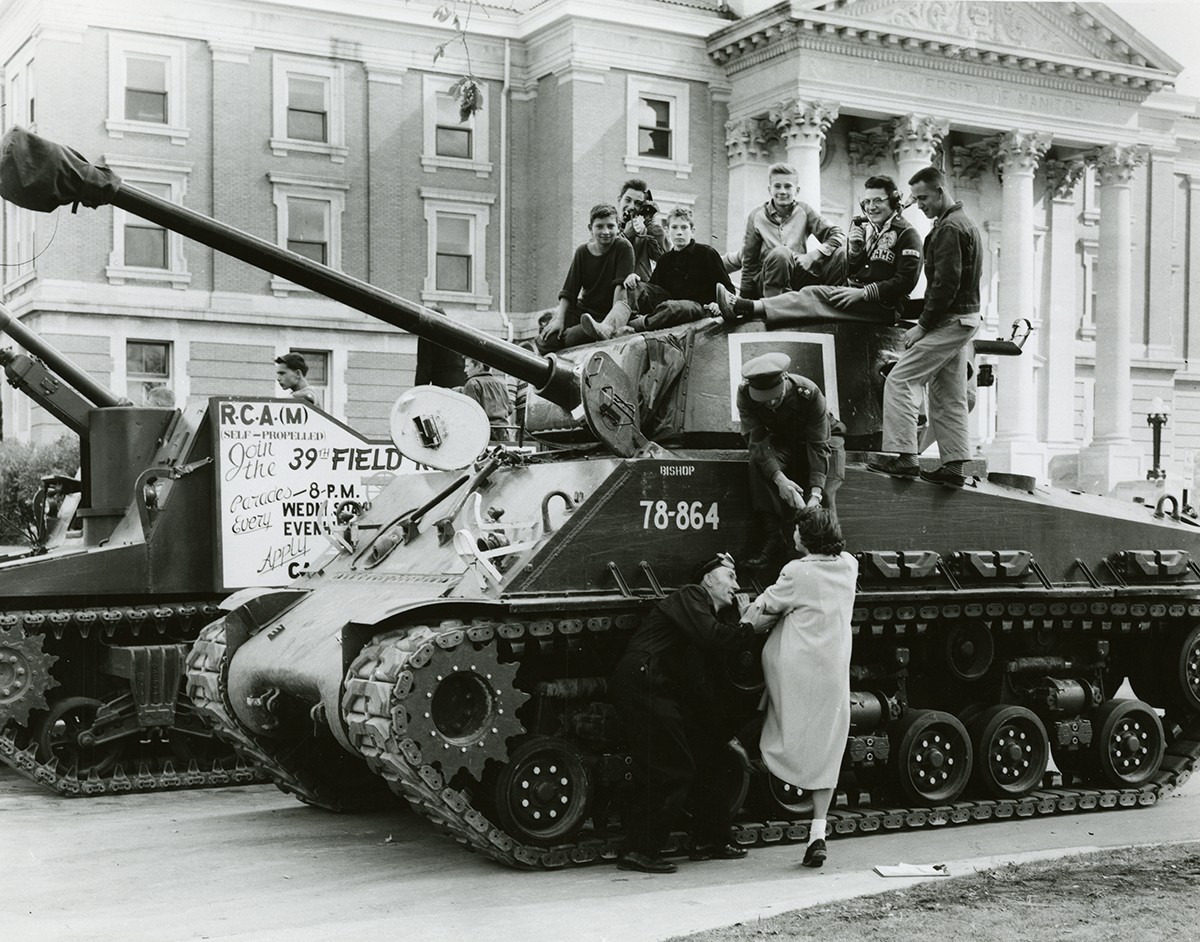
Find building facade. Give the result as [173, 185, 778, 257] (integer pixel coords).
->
[1, 0, 1198, 492]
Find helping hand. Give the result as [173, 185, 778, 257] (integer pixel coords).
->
[805, 488, 823, 509]
[776, 476, 806, 510]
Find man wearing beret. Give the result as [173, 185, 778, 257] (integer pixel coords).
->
[737, 352, 844, 566]
[610, 552, 754, 873]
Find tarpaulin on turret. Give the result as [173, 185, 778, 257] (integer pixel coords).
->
[0, 126, 121, 212]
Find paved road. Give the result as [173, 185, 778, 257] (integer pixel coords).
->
[4, 766, 1199, 942]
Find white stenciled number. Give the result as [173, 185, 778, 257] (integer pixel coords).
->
[640, 499, 720, 530]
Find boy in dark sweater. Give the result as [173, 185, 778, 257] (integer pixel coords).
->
[581, 207, 734, 340]
[539, 203, 635, 352]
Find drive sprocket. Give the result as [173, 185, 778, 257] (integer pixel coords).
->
[0, 626, 59, 727]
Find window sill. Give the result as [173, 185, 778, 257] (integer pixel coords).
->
[106, 265, 191, 288]
[270, 275, 316, 298]
[421, 155, 493, 178]
[624, 154, 692, 179]
[421, 288, 493, 310]
[3, 270, 37, 298]
[270, 137, 348, 164]
[105, 118, 190, 146]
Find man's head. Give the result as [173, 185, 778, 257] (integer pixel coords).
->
[464, 357, 490, 376]
[862, 175, 903, 226]
[617, 178, 650, 223]
[907, 166, 950, 220]
[767, 163, 799, 210]
[588, 203, 620, 246]
[274, 352, 308, 391]
[665, 207, 694, 250]
[742, 352, 791, 409]
[794, 506, 845, 556]
[694, 552, 739, 609]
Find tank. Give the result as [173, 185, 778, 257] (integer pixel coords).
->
[5, 126, 1199, 864]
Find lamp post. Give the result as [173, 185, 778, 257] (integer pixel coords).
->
[1147, 397, 1169, 481]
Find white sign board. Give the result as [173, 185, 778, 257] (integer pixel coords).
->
[212, 398, 407, 589]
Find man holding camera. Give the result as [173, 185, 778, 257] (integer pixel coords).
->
[716, 175, 921, 326]
[617, 178, 669, 282]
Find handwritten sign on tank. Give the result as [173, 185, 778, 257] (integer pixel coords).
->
[212, 398, 406, 590]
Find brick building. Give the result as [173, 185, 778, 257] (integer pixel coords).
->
[2, 0, 1199, 492]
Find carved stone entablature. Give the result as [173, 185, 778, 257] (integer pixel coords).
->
[1042, 157, 1087, 200]
[725, 116, 770, 163]
[995, 131, 1052, 177]
[848, 126, 891, 174]
[951, 138, 1000, 188]
[769, 100, 839, 149]
[1089, 143, 1147, 187]
[891, 114, 950, 166]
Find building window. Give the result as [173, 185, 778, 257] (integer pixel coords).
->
[271, 55, 346, 162]
[106, 34, 188, 144]
[420, 187, 494, 308]
[269, 173, 348, 296]
[422, 75, 491, 177]
[6, 50, 35, 130]
[3, 203, 36, 294]
[127, 340, 172, 405]
[625, 76, 691, 179]
[104, 156, 192, 287]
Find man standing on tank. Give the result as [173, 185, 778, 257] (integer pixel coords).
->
[868, 166, 982, 487]
[610, 553, 754, 873]
[737, 353, 844, 566]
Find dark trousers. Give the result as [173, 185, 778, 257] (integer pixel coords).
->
[748, 438, 846, 533]
[610, 655, 735, 855]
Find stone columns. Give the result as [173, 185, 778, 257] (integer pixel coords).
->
[891, 115, 949, 240]
[1079, 144, 1147, 493]
[769, 100, 838, 210]
[1188, 176, 1200, 366]
[724, 116, 770, 254]
[1041, 157, 1086, 454]
[1145, 147, 1179, 358]
[985, 131, 1052, 478]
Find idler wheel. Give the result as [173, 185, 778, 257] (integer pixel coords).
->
[755, 771, 815, 818]
[724, 634, 767, 694]
[890, 709, 973, 804]
[941, 623, 994, 682]
[1089, 698, 1164, 788]
[1167, 624, 1200, 714]
[967, 705, 1048, 799]
[492, 736, 592, 845]
[0, 626, 58, 727]
[34, 696, 124, 776]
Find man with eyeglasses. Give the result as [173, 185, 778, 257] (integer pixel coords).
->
[736, 352, 844, 566]
[610, 552, 755, 874]
[716, 175, 921, 327]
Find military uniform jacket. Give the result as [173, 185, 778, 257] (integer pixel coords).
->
[846, 212, 922, 311]
[735, 373, 832, 489]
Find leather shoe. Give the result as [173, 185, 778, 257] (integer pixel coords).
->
[746, 533, 786, 567]
[690, 842, 749, 861]
[617, 851, 677, 874]
[866, 455, 919, 477]
[802, 838, 827, 868]
[920, 465, 966, 488]
[714, 284, 739, 324]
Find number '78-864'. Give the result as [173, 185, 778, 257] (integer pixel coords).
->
[639, 500, 720, 530]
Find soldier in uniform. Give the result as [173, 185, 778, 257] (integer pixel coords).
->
[737, 352, 844, 566]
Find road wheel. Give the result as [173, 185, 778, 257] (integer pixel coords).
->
[1089, 698, 1164, 788]
[968, 705, 1048, 799]
[34, 696, 124, 776]
[890, 709, 972, 804]
[754, 770, 814, 817]
[492, 737, 592, 845]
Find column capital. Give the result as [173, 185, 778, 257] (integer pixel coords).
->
[996, 130, 1052, 177]
[724, 116, 770, 163]
[847, 125, 891, 174]
[1090, 143, 1147, 187]
[769, 99, 839, 149]
[950, 138, 999, 189]
[891, 114, 950, 165]
[1042, 157, 1087, 200]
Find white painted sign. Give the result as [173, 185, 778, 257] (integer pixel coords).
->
[212, 398, 406, 589]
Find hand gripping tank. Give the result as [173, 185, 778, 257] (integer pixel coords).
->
[7, 127, 1200, 863]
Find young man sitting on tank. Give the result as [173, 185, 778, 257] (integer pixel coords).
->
[538, 204, 635, 352]
[579, 207, 735, 340]
[716, 175, 922, 327]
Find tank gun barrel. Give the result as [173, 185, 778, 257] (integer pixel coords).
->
[0, 127, 579, 413]
[0, 302, 122, 409]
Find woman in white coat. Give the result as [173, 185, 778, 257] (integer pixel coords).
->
[742, 507, 857, 868]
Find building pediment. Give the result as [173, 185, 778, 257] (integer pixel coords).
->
[709, 1, 1181, 94]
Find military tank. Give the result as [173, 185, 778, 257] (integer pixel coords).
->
[6, 126, 1199, 867]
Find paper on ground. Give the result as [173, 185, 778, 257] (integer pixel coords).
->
[873, 863, 949, 877]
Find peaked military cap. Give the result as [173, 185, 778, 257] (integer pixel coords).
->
[742, 352, 790, 402]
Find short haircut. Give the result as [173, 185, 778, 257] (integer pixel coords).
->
[794, 506, 845, 556]
[665, 206, 694, 226]
[620, 178, 650, 199]
[908, 165, 947, 190]
[589, 203, 618, 225]
[275, 352, 308, 375]
[767, 162, 798, 179]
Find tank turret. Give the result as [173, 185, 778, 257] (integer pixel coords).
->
[6, 126, 1200, 867]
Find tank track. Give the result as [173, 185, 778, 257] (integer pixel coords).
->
[0, 601, 266, 796]
[340, 601, 1200, 869]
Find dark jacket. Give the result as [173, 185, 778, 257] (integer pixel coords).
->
[648, 241, 735, 305]
[919, 202, 982, 331]
[847, 212, 922, 312]
[735, 373, 832, 490]
[558, 236, 635, 314]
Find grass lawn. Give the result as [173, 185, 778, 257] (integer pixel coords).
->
[670, 842, 1200, 942]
